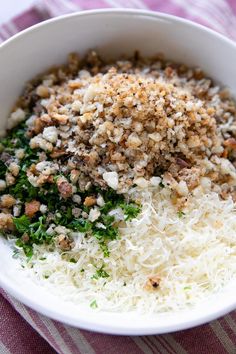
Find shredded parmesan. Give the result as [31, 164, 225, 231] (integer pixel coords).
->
[21, 185, 236, 313]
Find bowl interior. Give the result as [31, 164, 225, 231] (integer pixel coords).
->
[0, 9, 236, 335]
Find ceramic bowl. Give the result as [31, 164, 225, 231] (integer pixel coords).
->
[0, 9, 236, 335]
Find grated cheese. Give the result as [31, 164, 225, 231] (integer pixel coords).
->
[21, 185, 236, 313]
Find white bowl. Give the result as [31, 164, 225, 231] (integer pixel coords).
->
[1, 9, 236, 335]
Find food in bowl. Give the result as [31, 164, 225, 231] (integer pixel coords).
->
[1, 50, 236, 313]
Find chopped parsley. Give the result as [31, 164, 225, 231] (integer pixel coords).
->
[9, 170, 38, 200]
[13, 215, 53, 258]
[90, 300, 98, 309]
[68, 218, 92, 232]
[91, 264, 109, 280]
[177, 210, 185, 218]
[119, 202, 141, 221]
[184, 286, 191, 290]
[13, 215, 30, 233]
[0, 160, 7, 179]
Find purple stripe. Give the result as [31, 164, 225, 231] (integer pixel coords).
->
[227, 0, 236, 15]
[13, 7, 45, 32]
[172, 320, 226, 354]
[0, 295, 54, 354]
[25, 309, 62, 353]
[82, 330, 145, 354]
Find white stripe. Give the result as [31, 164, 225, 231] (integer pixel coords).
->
[132, 337, 155, 354]
[128, 0, 149, 9]
[225, 314, 236, 336]
[147, 336, 170, 354]
[50, 0, 68, 16]
[106, 0, 130, 8]
[7, 297, 49, 343]
[204, 0, 235, 20]
[188, 0, 236, 38]
[44, 0, 65, 16]
[162, 334, 188, 354]
[60, 0, 81, 12]
[172, 0, 227, 33]
[39, 316, 74, 354]
[144, 336, 164, 353]
[5, 21, 19, 36]
[0, 342, 12, 354]
[35, 0, 51, 20]
[210, 321, 236, 353]
[0, 26, 11, 39]
[0, 29, 7, 41]
[194, 0, 228, 24]
[66, 327, 96, 354]
[206, 0, 236, 39]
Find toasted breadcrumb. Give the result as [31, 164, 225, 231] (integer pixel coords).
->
[1, 51, 236, 220]
[7, 51, 235, 197]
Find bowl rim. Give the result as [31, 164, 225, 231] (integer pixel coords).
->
[1, 8, 236, 335]
[1, 7, 236, 51]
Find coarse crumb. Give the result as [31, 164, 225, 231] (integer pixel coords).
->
[5, 51, 235, 197]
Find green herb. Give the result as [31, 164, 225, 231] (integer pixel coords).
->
[9, 170, 38, 200]
[159, 181, 165, 188]
[177, 210, 185, 218]
[15, 239, 33, 258]
[39, 183, 61, 212]
[44, 275, 49, 279]
[22, 148, 39, 167]
[13, 215, 31, 233]
[119, 202, 141, 221]
[184, 286, 191, 290]
[29, 216, 52, 244]
[2, 122, 29, 151]
[80, 268, 85, 273]
[68, 218, 92, 232]
[0, 160, 7, 179]
[90, 300, 98, 309]
[99, 242, 110, 257]
[91, 264, 109, 280]
[13, 215, 53, 257]
[69, 258, 77, 263]
[100, 201, 113, 214]
[55, 206, 73, 226]
[92, 225, 119, 241]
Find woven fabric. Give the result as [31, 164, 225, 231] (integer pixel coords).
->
[1, 1, 236, 353]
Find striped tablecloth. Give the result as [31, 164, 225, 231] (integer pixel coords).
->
[1, 1, 236, 353]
